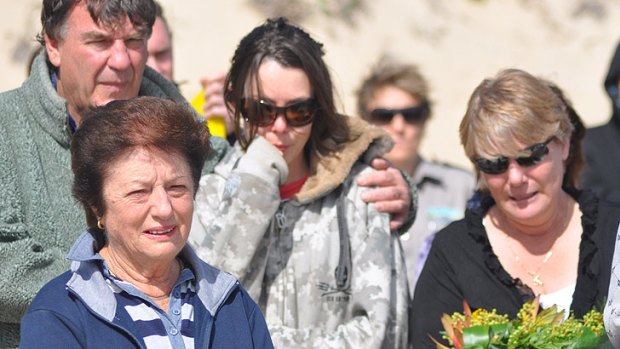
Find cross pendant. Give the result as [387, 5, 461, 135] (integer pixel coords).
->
[532, 274, 543, 286]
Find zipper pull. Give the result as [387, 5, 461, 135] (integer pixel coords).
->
[275, 211, 287, 229]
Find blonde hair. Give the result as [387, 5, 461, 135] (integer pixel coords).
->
[460, 69, 579, 188]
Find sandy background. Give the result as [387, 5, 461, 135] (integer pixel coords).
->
[2, 0, 620, 170]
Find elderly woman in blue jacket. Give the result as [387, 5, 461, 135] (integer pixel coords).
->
[20, 97, 273, 349]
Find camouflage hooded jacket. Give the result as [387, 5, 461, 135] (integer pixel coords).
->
[190, 117, 410, 348]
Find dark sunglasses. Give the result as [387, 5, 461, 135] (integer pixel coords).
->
[474, 136, 556, 174]
[239, 98, 317, 127]
[369, 102, 429, 124]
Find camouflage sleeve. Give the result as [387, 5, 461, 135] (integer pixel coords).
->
[269, 167, 410, 348]
[190, 137, 288, 299]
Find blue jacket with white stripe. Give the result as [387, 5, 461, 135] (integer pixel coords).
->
[20, 230, 274, 349]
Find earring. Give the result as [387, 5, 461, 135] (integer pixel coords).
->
[97, 219, 104, 230]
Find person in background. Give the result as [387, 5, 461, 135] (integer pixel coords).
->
[146, 1, 174, 82]
[146, 1, 236, 143]
[190, 18, 410, 348]
[199, 71, 238, 144]
[411, 69, 620, 348]
[581, 40, 620, 202]
[356, 55, 475, 291]
[20, 97, 273, 348]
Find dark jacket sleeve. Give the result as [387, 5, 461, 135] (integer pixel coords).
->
[573, 198, 620, 316]
[20, 273, 86, 349]
[20, 308, 85, 349]
[207, 285, 275, 349]
[411, 225, 465, 349]
[241, 287, 274, 349]
[581, 126, 620, 201]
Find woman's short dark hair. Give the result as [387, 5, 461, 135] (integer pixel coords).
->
[71, 97, 211, 230]
[37, 0, 157, 46]
[224, 17, 350, 158]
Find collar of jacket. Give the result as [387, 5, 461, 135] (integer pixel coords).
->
[297, 116, 393, 203]
[412, 156, 445, 189]
[23, 50, 187, 149]
[65, 229, 239, 321]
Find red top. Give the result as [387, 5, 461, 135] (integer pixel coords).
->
[279, 173, 310, 200]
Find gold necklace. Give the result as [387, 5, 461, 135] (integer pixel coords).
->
[501, 221, 561, 288]
[486, 215, 557, 288]
[489, 199, 572, 289]
[507, 243, 553, 287]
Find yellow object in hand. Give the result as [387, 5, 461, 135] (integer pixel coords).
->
[191, 89, 227, 138]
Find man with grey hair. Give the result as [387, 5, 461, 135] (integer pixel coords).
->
[0, 1, 211, 346]
[147, 1, 174, 81]
[357, 55, 475, 293]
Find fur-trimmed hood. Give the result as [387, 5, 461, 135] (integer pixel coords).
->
[296, 116, 393, 203]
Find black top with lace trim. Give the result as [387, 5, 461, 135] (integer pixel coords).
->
[411, 188, 620, 349]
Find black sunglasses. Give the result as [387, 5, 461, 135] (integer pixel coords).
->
[474, 137, 556, 175]
[369, 102, 429, 124]
[239, 98, 317, 127]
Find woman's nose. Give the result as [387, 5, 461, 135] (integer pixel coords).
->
[151, 187, 173, 218]
[506, 160, 528, 185]
[389, 113, 407, 131]
[270, 113, 289, 132]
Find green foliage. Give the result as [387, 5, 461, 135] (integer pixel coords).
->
[434, 300, 610, 349]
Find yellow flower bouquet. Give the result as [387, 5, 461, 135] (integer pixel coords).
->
[432, 298, 611, 349]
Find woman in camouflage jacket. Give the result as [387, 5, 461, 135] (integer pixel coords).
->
[189, 18, 410, 348]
